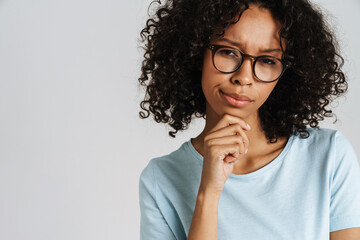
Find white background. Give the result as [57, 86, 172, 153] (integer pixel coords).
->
[0, 0, 359, 239]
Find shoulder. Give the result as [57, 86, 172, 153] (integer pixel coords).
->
[139, 140, 201, 184]
[294, 127, 351, 150]
[138, 143, 187, 198]
[143, 140, 197, 170]
[303, 127, 338, 141]
[295, 128, 359, 176]
[287, 128, 357, 170]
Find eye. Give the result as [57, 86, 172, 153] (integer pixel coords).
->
[217, 48, 239, 57]
[260, 58, 276, 65]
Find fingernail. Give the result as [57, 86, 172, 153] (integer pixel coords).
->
[246, 124, 251, 130]
[245, 148, 248, 154]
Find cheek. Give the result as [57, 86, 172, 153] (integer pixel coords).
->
[264, 85, 276, 96]
[201, 50, 211, 70]
[201, 73, 214, 99]
[200, 55, 220, 94]
[257, 83, 277, 103]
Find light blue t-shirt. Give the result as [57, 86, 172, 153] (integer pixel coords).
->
[139, 128, 360, 239]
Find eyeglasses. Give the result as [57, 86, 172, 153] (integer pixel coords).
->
[208, 44, 289, 82]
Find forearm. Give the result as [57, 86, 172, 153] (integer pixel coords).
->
[187, 190, 220, 240]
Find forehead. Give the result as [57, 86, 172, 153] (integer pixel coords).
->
[217, 5, 283, 53]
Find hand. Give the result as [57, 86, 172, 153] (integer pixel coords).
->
[199, 114, 250, 196]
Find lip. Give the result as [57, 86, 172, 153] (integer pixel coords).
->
[220, 90, 254, 107]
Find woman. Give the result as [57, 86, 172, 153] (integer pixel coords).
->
[138, 0, 360, 239]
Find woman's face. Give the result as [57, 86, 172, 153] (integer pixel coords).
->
[201, 5, 284, 121]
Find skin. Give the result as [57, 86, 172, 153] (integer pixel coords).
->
[187, 4, 360, 240]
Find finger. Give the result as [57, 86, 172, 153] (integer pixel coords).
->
[205, 124, 249, 153]
[206, 135, 245, 154]
[207, 114, 251, 134]
[224, 154, 237, 163]
[235, 128, 249, 154]
[205, 123, 249, 149]
[211, 143, 244, 163]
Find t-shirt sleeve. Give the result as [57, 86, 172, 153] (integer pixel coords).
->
[139, 160, 177, 240]
[329, 131, 360, 232]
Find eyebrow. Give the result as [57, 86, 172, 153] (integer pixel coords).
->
[215, 37, 282, 54]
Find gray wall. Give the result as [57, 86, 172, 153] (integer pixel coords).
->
[0, 0, 358, 239]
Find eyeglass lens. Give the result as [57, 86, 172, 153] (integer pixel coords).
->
[213, 47, 283, 82]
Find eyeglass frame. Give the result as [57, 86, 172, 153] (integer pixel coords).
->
[207, 44, 290, 83]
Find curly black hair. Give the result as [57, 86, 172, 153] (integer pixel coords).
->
[138, 0, 347, 141]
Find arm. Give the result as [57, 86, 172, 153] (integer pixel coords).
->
[330, 228, 360, 240]
[329, 132, 360, 233]
[187, 190, 221, 240]
[139, 161, 177, 240]
[187, 114, 250, 239]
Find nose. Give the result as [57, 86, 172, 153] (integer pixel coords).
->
[230, 58, 254, 86]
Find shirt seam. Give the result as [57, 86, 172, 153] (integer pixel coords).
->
[329, 131, 337, 204]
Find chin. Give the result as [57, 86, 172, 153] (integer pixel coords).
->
[205, 101, 258, 121]
[216, 107, 255, 120]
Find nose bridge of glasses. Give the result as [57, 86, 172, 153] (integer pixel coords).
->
[232, 53, 255, 83]
[241, 51, 257, 64]
[237, 51, 255, 72]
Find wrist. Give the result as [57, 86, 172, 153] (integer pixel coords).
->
[197, 186, 222, 203]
